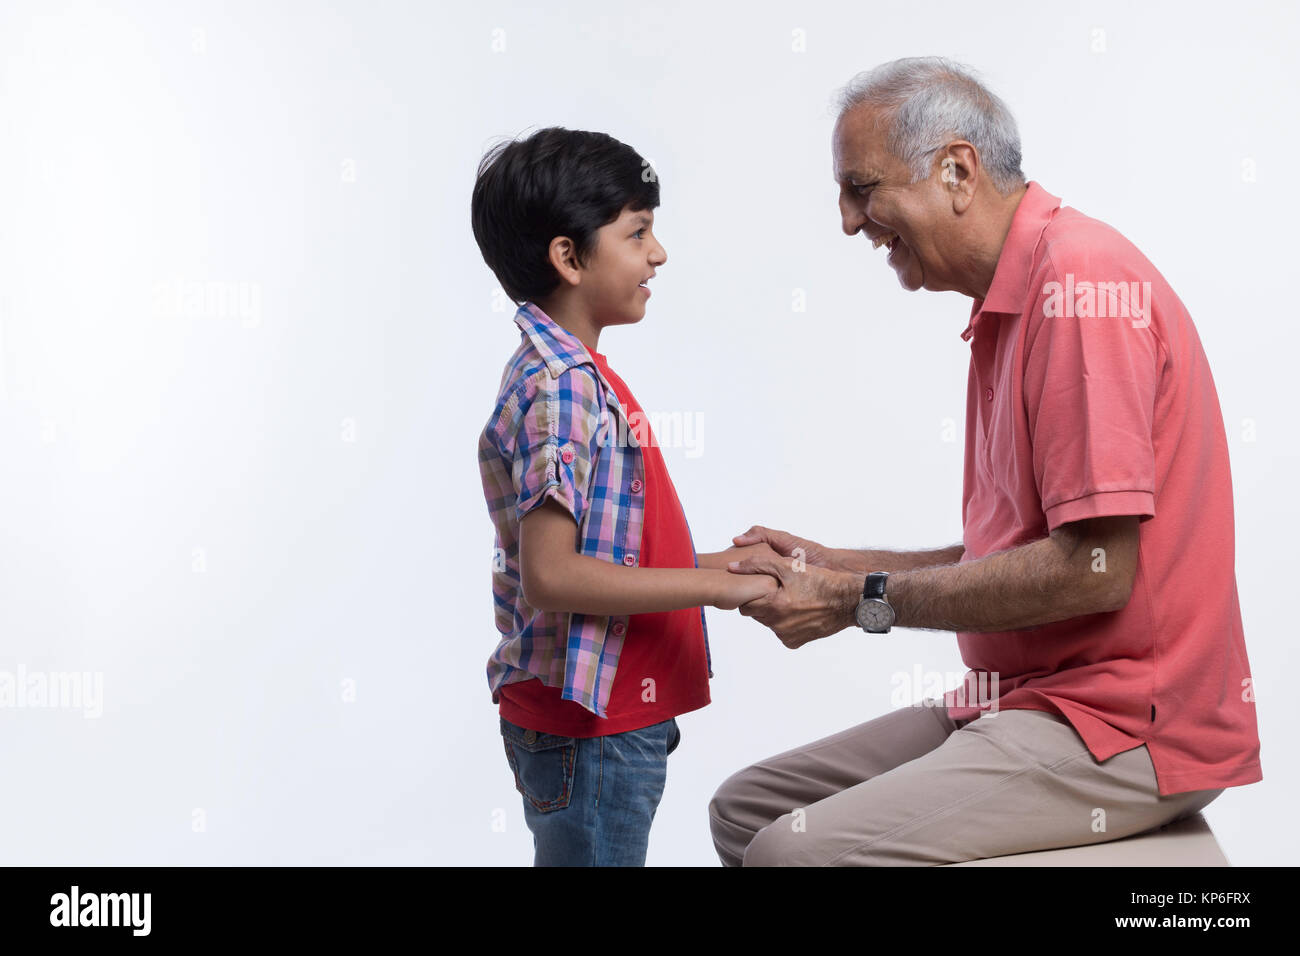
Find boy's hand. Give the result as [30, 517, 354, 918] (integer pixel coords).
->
[711, 569, 780, 611]
[732, 525, 834, 569]
[716, 541, 783, 565]
[696, 541, 782, 571]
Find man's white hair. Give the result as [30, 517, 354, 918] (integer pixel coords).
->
[833, 57, 1026, 196]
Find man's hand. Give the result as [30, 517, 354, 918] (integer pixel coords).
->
[731, 525, 836, 570]
[727, 553, 862, 649]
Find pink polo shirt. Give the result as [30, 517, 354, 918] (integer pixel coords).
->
[942, 181, 1262, 796]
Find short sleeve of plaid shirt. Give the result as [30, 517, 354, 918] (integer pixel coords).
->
[508, 364, 605, 528]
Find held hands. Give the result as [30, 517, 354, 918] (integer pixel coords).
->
[708, 540, 783, 610]
[711, 567, 779, 610]
[731, 525, 836, 570]
[726, 526, 860, 649]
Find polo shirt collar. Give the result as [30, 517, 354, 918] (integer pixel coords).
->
[513, 301, 597, 378]
[961, 181, 1062, 342]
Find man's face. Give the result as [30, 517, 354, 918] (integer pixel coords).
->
[832, 104, 953, 293]
[580, 205, 666, 327]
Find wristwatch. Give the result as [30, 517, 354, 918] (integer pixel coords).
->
[854, 571, 895, 633]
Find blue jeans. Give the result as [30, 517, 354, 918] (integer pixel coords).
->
[500, 714, 682, 866]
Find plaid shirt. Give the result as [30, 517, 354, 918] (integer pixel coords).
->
[478, 302, 711, 717]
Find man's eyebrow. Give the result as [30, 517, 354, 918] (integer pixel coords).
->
[632, 213, 653, 225]
[835, 168, 876, 183]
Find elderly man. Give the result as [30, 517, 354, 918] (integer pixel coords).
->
[710, 57, 1262, 867]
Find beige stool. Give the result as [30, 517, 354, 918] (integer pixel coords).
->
[939, 812, 1229, 866]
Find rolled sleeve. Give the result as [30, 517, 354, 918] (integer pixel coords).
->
[508, 366, 602, 526]
[1024, 256, 1162, 532]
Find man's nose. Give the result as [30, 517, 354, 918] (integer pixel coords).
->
[839, 198, 865, 237]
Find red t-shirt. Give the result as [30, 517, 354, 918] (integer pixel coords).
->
[944, 182, 1262, 796]
[498, 348, 711, 737]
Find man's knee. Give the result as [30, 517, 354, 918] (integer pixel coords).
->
[708, 767, 763, 865]
[708, 765, 757, 826]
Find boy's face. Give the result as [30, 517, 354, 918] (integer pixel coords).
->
[579, 205, 666, 327]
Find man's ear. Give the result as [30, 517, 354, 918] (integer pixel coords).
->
[936, 142, 978, 214]
[547, 236, 583, 288]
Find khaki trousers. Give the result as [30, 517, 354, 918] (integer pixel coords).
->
[708, 701, 1224, 866]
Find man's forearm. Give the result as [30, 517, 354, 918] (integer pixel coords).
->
[828, 544, 966, 575]
[831, 535, 1117, 633]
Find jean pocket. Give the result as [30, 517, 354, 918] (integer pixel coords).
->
[500, 717, 577, 813]
[666, 718, 681, 756]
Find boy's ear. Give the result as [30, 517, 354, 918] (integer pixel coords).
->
[547, 236, 583, 287]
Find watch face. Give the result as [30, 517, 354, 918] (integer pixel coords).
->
[856, 600, 893, 630]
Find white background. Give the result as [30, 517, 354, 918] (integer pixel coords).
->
[0, 0, 1294, 866]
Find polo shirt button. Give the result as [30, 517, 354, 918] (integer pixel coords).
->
[523, 729, 537, 744]
[623, 554, 636, 566]
[560, 448, 575, 464]
[985, 386, 994, 401]
[612, 621, 626, 636]
[630, 478, 643, 493]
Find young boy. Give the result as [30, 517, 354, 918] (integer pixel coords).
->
[472, 127, 779, 866]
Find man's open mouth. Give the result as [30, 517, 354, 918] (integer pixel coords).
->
[872, 232, 900, 252]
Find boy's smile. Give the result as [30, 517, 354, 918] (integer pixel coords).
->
[535, 203, 668, 352]
[590, 205, 667, 324]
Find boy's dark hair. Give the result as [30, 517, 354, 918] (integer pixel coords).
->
[471, 127, 660, 305]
